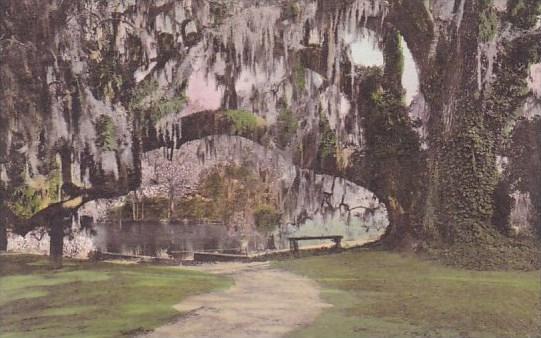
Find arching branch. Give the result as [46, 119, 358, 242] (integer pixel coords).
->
[386, 0, 435, 75]
[0, 181, 133, 237]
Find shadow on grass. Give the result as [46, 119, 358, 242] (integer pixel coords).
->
[0, 255, 232, 338]
[274, 250, 541, 338]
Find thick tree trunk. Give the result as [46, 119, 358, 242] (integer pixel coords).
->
[49, 221, 64, 269]
[400, 2, 541, 269]
[378, 198, 415, 248]
[420, 1, 499, 245]
[0, 223, 7, 251]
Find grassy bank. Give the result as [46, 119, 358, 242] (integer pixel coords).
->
[275, 250, 541, 338]
[0, 255, 232, 338]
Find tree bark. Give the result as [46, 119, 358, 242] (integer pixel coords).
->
[0, 222, 7, 251]
[49, 219, 65, 269]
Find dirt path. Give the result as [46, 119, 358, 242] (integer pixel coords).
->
[144, 261, 330, 338]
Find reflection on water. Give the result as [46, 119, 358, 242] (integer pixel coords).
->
[93, 215, 386, 258]
[94, 222, 245, 259]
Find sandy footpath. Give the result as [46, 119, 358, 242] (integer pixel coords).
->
[144, 262, 330, 338]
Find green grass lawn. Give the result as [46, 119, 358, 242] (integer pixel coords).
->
[275, 250, 541, 338]
[0, 255, 232, 338]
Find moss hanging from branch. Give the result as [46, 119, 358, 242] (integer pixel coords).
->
[276, 109, 299, 148]
[88, 38, 126, 103]
[479, 6, 499, 42]
[293, 60, 306, 91]
[95, 115, 117, 152]
[506, 0, 541, 29]
[282, 2, 300, 19]
[318, 113, 337, 162]
[129, 79, 186, 124]
[6, 160, 62, 218]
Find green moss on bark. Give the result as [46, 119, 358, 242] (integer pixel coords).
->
[351, 32, 426, 245]
[224, 110, 266, 134]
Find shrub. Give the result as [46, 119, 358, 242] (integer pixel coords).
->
[254, 205, 281, 233]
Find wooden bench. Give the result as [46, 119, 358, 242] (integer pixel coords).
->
[287, 235, 343, 253]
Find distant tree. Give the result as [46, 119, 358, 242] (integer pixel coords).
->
[145, 151, 193, 220]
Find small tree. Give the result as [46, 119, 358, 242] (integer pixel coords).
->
[146, 151, 193, 221]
